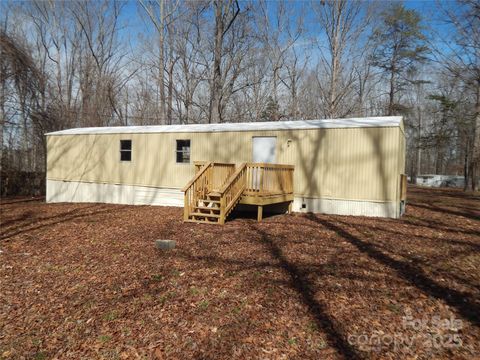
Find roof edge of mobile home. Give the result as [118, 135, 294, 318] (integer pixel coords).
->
[45, 116, 403, 136]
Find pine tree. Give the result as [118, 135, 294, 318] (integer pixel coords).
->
[261, 96, 280, 121]
[370, 4, 429, 115]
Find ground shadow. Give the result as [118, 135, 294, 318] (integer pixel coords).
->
[228, 208, 284, 221]
[306, 214, 480, 328]
[0, 210, 35, 228]
[250, 223, 362, 359]
[0, 197, 45, 205]
[408, 201, 480, 221]
[0, 205, 129, 241]
[1, 204, 99, 237]
[402, 215, 480, 237]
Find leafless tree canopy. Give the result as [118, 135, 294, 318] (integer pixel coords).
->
[1, 0, 479, 194]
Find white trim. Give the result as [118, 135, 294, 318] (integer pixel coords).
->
[46, 180, 400, 218]
[45, 116, 402, 136]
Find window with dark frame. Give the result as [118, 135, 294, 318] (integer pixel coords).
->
[176, 139, 190, 163]
[120, 140, 132, 162]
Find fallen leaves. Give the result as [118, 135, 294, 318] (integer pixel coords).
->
[0, 187, 479, 359]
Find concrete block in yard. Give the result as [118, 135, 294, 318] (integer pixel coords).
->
[155, 240, 176, 250]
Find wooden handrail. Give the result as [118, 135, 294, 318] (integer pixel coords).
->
[247, 163, 294, 169]
[182, 161, 211, 192]
[245, 163, 294, 195]
[218, 163, 248, 221]
[219, 163, 247, 195]
[195, 161, 236, 167]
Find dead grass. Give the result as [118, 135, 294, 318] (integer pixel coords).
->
[0, 186, 479, 359]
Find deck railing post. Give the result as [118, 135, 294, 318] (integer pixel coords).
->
[259, 165, 264, 195]
[219, 196, 226, 225]
[257, 205, 263, 222]
[183, 192, 189, 220]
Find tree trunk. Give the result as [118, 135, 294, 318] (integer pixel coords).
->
[416, 108, 422, 183]
[328, 25, 339, 118]
[209, 0, 224, 124]
[125, 87, 129, 126]
[291, 68, 297, 119]
[273, 67, 280, 121]
[166, 13, 174, 124]
[388, 64, 395, 116]
[0, 44, 5, 176]
[167, 62, 173, 124]
[464, 144, 469, 191]
[158, 0, 166, 124]
[471, 80, 480, 191]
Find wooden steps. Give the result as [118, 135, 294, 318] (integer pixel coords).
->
[199, 199, 220, 204]
[186, 191, 223, 224]
[183, 162, 294, 224]
[195, 206, 220, 211]
[190, 212, 220, 218]
[185, 219, 220, 224]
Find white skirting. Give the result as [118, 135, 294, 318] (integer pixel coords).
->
[291, 197, 399, 218]
[46, 180, 400, 218]
[46, 180, 184, 207]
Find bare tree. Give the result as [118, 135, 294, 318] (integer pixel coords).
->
[313, 0, 369, 118]
[209, 0, 240, 123]
[139, 0, 180, 124]
[437, 0, 480, 190]
[2, 0, 480, 196]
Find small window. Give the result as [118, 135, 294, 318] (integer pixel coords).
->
[176, 139, 190, 163]
[120, 140, 132, 162]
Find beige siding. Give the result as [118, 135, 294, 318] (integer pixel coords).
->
[399, 124, 406, 175]
[396, 121, 406, 202]
[47, 126, 402, 202]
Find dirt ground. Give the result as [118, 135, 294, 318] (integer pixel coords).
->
[0, 186, 479, 359]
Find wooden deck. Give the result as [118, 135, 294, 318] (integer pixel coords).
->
[183, 162, 294, 224]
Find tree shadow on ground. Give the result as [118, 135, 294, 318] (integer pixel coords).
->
[327, 216, 480, 254]
[322, 217, 480, 292]
[155, 222, 365, 359]
[250, 223, 362, 359]
[0, 197, 45, 205]
[408, 201, 480, 221]
[0, 205, 129, 241]
[402, 215, 480, 237]
[0, 204, 99, 236]
[0, 210, 35, 228]
[306, 214, 480, 328]
[408, 187, 480, 201]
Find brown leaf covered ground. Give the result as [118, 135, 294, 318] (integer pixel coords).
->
[0, 186, 479, 359]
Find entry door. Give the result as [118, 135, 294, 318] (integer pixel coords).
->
[252, 137, 276, 163]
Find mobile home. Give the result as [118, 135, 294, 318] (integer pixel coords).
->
[46, 116, 406, 222]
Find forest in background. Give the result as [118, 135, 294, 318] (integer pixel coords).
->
[0, 0, 479, 195]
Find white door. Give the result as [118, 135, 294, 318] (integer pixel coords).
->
[252, 137, 276, 163]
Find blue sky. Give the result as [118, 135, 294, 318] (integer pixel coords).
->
[118, 0, 456, 54]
